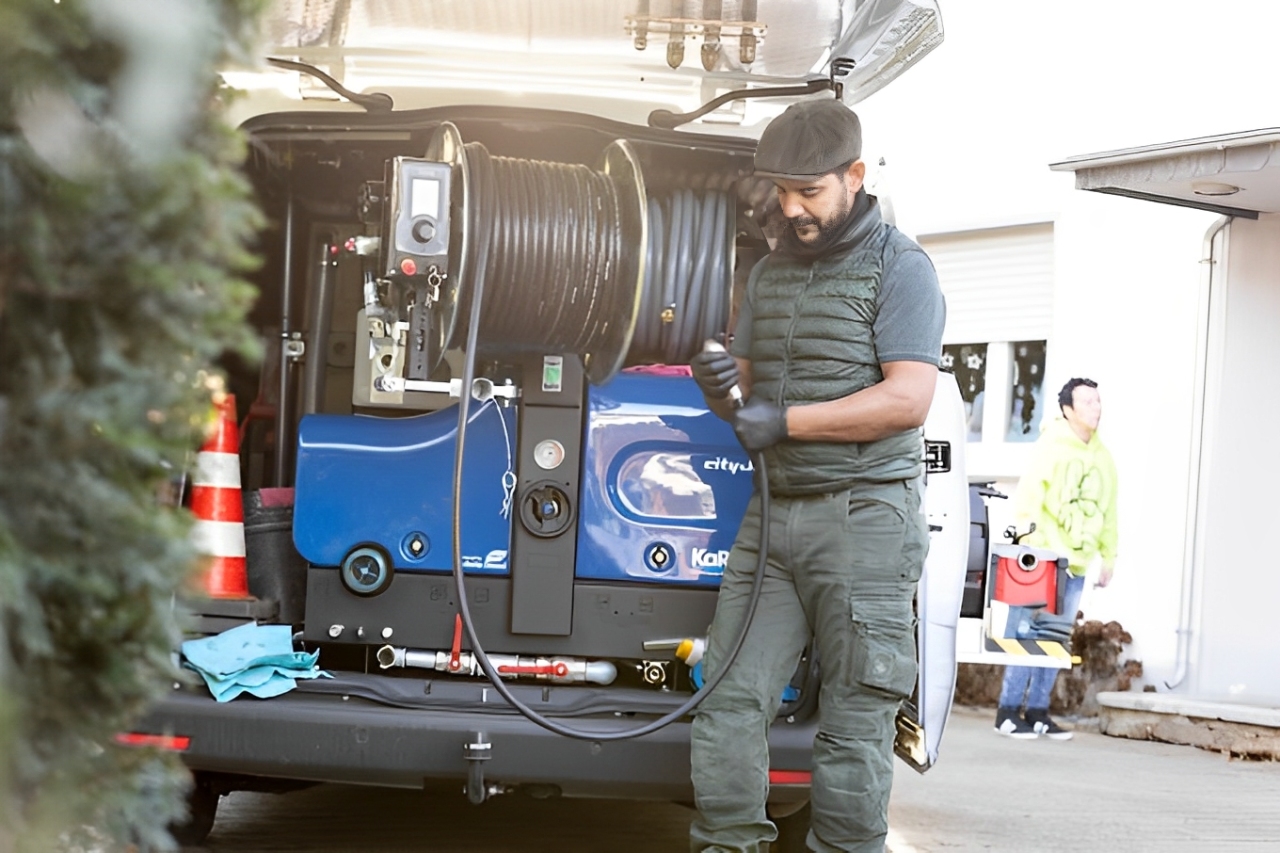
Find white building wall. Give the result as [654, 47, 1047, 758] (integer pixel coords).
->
[1048, 191, 1209, 688]
[955, 193, 1209, 688]
[1193, 215, 1280, 700]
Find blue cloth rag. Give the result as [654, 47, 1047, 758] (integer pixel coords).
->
[182, 622, 330, 702]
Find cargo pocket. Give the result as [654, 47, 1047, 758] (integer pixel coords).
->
[845, 484, 917, 582]
[845, 496, 905, 548]
[849, 599, 918, 700]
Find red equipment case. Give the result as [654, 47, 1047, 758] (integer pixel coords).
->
[990, 544, 1066, 613]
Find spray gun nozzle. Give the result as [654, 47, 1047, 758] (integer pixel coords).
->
[701, 339, 744, 408]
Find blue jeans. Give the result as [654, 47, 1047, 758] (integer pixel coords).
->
[997, 573, 1085, 711]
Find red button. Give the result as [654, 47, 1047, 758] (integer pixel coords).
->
[400, 258, 418, 276]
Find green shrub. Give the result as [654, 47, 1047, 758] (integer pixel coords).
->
[0, 0, 265, 848]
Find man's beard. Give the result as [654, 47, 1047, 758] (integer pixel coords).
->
[776, 189, 870, 261]
[783, 191, 854, 255]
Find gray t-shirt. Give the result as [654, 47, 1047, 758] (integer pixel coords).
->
[729, 246, 945, 365]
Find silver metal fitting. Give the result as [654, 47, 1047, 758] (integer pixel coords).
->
[640, 660, 669, 686]
[284, 335, 306, 361]
[377, 645, 616, 685]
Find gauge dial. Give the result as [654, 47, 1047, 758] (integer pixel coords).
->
[533, 439, 566, 470]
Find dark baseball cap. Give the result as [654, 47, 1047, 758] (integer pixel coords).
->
[754, 99, 862, 181]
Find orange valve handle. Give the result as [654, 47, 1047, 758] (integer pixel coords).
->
[448, 613, 464, 672]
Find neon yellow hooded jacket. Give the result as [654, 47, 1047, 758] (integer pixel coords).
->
[1013, 418, 1119, 576]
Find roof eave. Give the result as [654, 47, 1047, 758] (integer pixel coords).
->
[1049, 128, 1280, 219]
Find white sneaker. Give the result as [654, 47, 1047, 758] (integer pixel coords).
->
[994, 709, 1039, 739]
[1026, 710, 1073, 740]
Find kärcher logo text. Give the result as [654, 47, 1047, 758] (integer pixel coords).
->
[692, 547, 731, 570]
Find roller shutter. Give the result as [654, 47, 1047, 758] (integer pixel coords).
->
[918, 223, 1054, 344]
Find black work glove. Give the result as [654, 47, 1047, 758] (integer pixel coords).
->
[690, 349, 740, 399]
[732, 397, 789, 452]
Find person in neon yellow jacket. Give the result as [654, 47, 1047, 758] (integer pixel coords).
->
[1015, 379, 1119, 584]
[995, 377, 1119, 741]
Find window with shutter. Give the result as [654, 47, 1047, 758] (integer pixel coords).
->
[921, 224, 1053, 450]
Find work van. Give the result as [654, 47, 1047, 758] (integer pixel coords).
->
[120, 3, 1064, 848]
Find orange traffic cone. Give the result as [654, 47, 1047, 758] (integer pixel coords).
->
[190, 394, 249, 598]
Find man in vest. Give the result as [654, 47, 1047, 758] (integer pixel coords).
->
[689, 99, 946, 853]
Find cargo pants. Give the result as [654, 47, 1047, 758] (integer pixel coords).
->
[690, 477, 928, 853]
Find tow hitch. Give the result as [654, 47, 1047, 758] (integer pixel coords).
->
[463, 730, 495, 805]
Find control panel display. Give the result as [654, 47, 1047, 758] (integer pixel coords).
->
[384, 157, 451, 279]
[410, 177, 441, 219]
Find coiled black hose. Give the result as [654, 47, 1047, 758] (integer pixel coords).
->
[459, 143, 631, 356]
[448, 141, 734, 374]
[631, 188, 734, 365]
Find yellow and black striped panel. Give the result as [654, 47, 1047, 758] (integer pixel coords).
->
[984, 636, 1082, 664]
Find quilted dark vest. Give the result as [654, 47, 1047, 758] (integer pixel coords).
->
[747, 215, 924, 494]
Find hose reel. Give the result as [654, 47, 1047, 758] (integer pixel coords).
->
[386, 122, 735, 386]
[417, 122, 647, 384]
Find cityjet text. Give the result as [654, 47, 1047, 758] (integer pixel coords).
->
[703, 457, 754, 475]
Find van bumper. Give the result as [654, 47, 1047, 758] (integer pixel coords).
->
[138, 687, 816, 802]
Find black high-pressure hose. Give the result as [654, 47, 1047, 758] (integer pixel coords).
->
[448, 155, 770, 741]
[632, 188, 734, 365]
